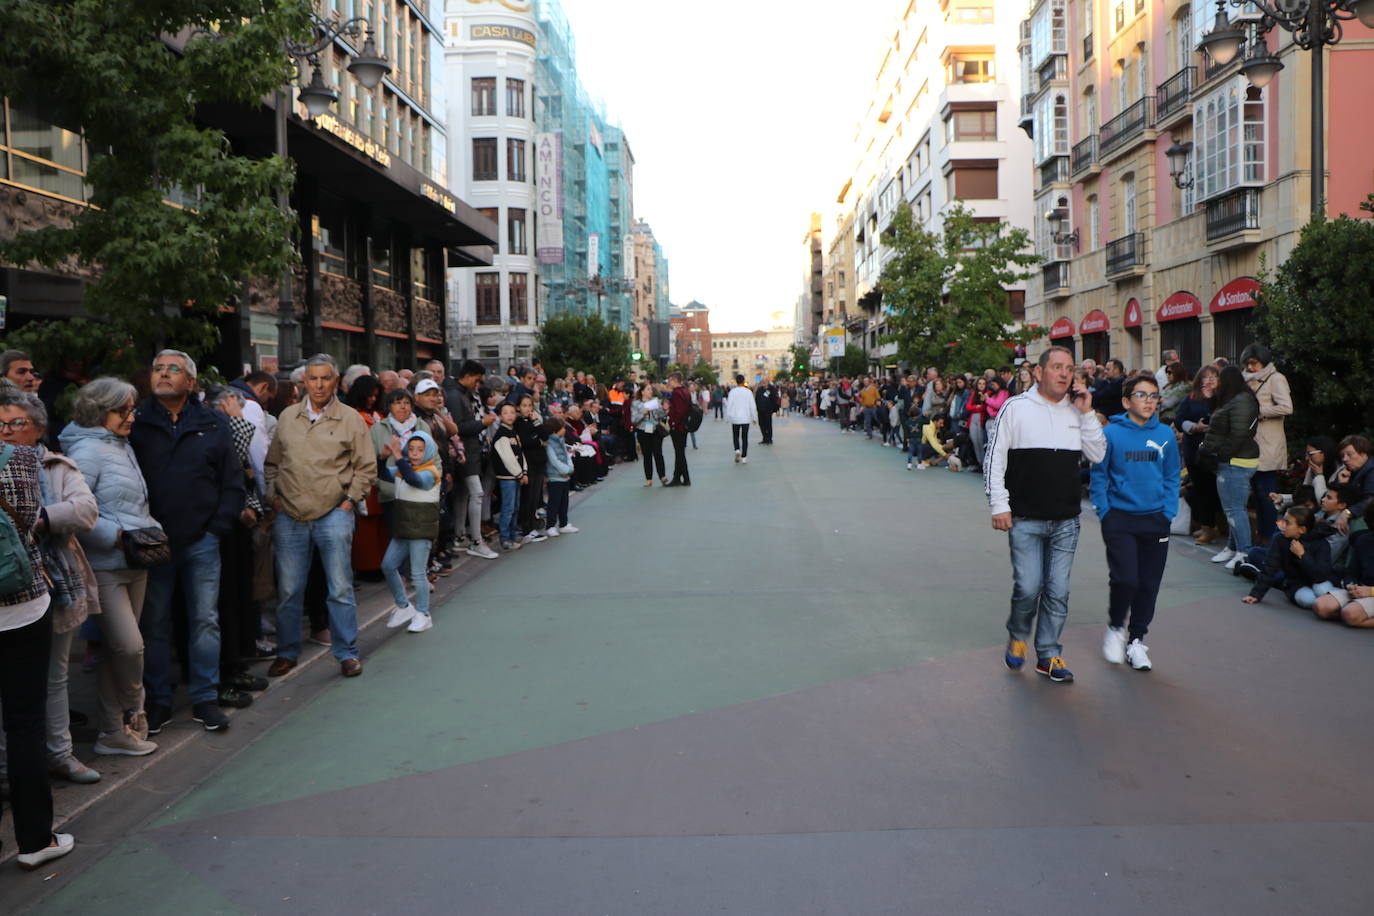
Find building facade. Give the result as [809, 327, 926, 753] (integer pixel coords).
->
[711, 326, 796, 383]
[1018, 0, 1374, 373]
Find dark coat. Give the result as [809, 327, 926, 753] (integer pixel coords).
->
[668, 386, 692, 432]
[1202, 391, 1261, 462]
[1249, 525, 1334, 601]
[129, 396, 244, 549]
[447, 383, 488, 478]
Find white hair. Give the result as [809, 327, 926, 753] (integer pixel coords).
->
[341, 363, 370, 390]
[153, 349, 197, 379]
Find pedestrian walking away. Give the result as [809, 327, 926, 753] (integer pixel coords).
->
[1089, 374, 1180, 672]
[985, 346, 1106, 683]
[724, 375, 758, 464]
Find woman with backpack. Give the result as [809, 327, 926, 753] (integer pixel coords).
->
[1202, 366, 1261, 569]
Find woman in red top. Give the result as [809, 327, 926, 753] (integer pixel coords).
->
[967, 376, 989, 470]
[983, 377, 1010, 431]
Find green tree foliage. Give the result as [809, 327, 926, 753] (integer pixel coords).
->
[691, 360, 719, 386]
[0, 0, 311, 373]
[837, 343, 869, 378]
[879, 203, 1042, 374]
[534, 312, 631, 384]
[785, 343, 812, 381]
[1254, 197, 1374, 441]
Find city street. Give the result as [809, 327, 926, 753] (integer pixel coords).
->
[10, 415, 1374, 915]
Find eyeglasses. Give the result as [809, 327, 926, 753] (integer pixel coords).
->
[109, 406, 135, 419]
[0, 418, 32, 431]
[152, 364, 187, 375]
[1129, 392, 1162, 402]
[1305, 449, 1324, 458]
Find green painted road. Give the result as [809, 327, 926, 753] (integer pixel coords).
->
[10, 414, 1374, 914]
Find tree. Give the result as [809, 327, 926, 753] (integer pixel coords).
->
[1254, 196, 1374, 442]
[837, 343, 869, 378]
[0, 1, 310, 374]
[879, 203, 1042, 374]
[691, 360, 719, 386]
[534, 312, 631, 384]
[786, 343, 812, 381]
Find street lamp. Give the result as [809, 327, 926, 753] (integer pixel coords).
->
[274, 14, 391, 363]
[1166, 136, 1195, 189]
[1198, 0, 1367, 218]
[1046, 201, 1080, 250]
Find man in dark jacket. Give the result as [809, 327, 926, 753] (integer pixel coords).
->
[130, 349, 244, 734]
[665, 373, 692, 487]
[448, 360, 499, 559]
[755, 380, 779, 445]
[1091, 359, 1126, 418]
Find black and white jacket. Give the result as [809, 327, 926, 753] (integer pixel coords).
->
[984, 385, 1107, 520]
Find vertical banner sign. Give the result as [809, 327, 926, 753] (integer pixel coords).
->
[587, 233, 601, 278]
[623, 235, 636, 280]
[535, 133, 564, 264]
[825, 328, 845, 357]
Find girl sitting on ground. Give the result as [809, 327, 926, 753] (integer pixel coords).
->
[1242, 506, 1335, 610]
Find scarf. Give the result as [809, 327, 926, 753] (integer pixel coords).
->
[386, 414, 418, 437]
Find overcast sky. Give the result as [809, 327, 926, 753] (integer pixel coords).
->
[562, 0, 900, 332]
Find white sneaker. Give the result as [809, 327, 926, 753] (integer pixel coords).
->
[906, 461, 913, 470]
[1125, 638, 1152, 670]
[546, 526, 560, 537]
[1102, 626, 1128, 664]
[407, 613, 433, 633]
[93, 726, 157, 757]
[522, 531, 548, 544]
[17, 833, 75, 870]
[1225, 554, 1242, 570]
[915, 462, 927, 470]
[559, 525, 579, 534]
[466, 543, 499, 560]
[1210, 547, 1236, 563]
[741, 456, 748, 464]
[386, 603, 416, 629]
[734, 450, 741, 463]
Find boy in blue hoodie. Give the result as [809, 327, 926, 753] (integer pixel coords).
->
[1089, 374, 1180, 671]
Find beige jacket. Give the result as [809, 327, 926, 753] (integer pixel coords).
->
[265, 398, 378, 522]
[1245, 363, 1293, 472]
[41, 451, 100, 634]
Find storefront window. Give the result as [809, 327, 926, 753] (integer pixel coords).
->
[2, 98, 88, 202]
[313, 192, 351, 277]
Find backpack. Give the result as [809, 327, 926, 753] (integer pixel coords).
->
[686, 402, 704, 433]
[0, 445, 35, 597]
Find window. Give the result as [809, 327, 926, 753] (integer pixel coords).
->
[1122, 172, 1137, 234]
[1030, 0, 1067, 65]
[506, 138, 526, 182]
[1114, 2, 1126, 31]
[1033, 93, 1069, 162]
[508, 207, 527, 255]
[1196, 79, 1266, 200]
[475, 272, 501, 324]
[472, 138, 497, 181]
[951, 5, 994, 24]
[946, 108, 998, 142]
[506, 78, 526, 118]
[947, 53, 995, 84]
[1087, 193, 1100, 248]
[2, 98, 88, 201]
[946, 161, 998, 200]
[509, 272, 528, 324]
[1174, 7, 1193, 72]
[471, 78, 496, 116]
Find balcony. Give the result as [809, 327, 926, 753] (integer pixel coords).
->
[1098, 96, 1155, 157]
[1105, 232, 1146, 278]
[1042, 260, 1071, 297]
[1071, 134, 1098, 178]
[1019, 94, 1035, 135]
[1037, 54, 1068, 89]
[1206, 188, 1261, 244]
[1155, 66, 1196, 123]
[1083, 33, 1094, 61]
[1040, 155, 1069, 187]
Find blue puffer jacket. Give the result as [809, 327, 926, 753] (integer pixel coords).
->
[58, 423, 163, 571]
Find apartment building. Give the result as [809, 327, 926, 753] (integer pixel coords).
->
[818, 0, 1035, 372]
[1020, 0, 1374, 373]
[712, 327, 796, 384]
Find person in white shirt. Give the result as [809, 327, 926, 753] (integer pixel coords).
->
[1155, 349, 1179, 390]
[724, 375, 758, 464]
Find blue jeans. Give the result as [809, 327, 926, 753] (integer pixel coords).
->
[547, 480, 570, 529]
[382, 537, 431, 617]
[498, 478, 520, 541]
[1293, 580, 1336, 609]
[273, 509, 358, 662]
[141, 532, 222, 705]
[863, 406, 877, 437]
[1216, 464, 1257, 554]
[1007, 516, 1081, 660]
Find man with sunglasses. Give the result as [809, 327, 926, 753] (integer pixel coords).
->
[1089, 374, 1181, 673]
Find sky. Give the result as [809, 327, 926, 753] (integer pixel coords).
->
[560, 0, 901, 332]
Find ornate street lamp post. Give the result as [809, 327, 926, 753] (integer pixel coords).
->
[275, 14, 390, 363]
[1198, 0, 1374, 218]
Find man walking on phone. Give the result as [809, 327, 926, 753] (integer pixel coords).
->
[984, 346, 1106, 683]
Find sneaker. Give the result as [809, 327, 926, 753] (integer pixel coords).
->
[546, 526, 560, 538]
[307, 629, 333, 647]
[191, 701, 230, 732]
[467, 543, 500, 560]
[734, 450, 741, 463]
[226, 671, 269, 692]
[1225, 553, 1242, 570]
[216, 687, 253, 709]
[1102, 626, 1128, 664]
[1210, 547, 1236, 563]
[741, 456, 748, 464]
[243, 638, 277, 662]
[559, 525, 579, 534]
[144, 704, 172, 736]
[407, 613, 433, 633]
[1004, 638, 1028, 672]
[1035, 656, 1075, 683]
[1125, 639, 1152, 671]
[534, 508, 547, 519]
[16, 833, 75, 871]
[94, 725, 158, 756]
[906, 461, 913, 470]
[386, 603, 417, 629]
[915, 462, 928, 470]
[49, 755, 101, 784]
[521, 531, 548, 544]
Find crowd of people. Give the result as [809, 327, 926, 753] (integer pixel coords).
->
[0, 347, 726, 870]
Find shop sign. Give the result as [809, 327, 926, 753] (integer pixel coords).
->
[1209, 277, 1261, 313]
[469, 23, 536, 48]
[535, 132, 564, 263]
[1123, 298, 1142, 328]
[1049, 317, 1076, 338]
[1157, 291, 1202, 322]
[1080, 309, 1110, 334]
[419, 182, 456, 214]
[313, 113, 392, 168]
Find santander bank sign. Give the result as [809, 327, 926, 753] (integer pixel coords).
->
[1157, 291, 1202, 322]
[1209, 277, 1261, 313]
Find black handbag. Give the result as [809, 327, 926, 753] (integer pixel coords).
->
[122, 526, 170, 569]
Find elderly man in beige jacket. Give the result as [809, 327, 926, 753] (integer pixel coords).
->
[265, 354, 377, 679]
